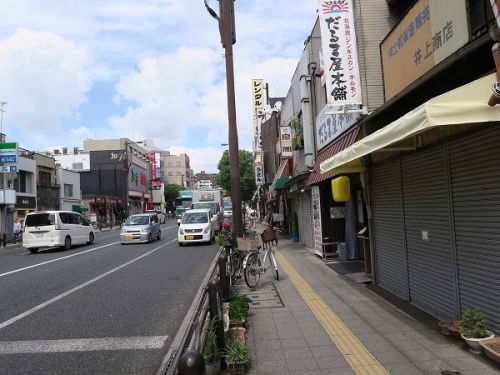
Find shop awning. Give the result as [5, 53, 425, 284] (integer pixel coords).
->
[275, 176, 291, 190]
[321, 73, 500, 174]
[72, 204, 88, 213]
[268, 160, 288, 195]
[306, 126, 361, 186]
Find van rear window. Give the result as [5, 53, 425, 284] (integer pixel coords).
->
[25, 213, 56, 227]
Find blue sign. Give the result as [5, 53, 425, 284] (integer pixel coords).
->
[0, 155, 16, 163]
[9, 166, 17, 172]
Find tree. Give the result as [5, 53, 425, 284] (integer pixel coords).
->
[217, 150, 256, 201]
[164, 184, 181, 210]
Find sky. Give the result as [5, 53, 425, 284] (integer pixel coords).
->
[0, 0, 318, 173]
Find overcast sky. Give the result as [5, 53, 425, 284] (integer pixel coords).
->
[0, 0, 318, 172]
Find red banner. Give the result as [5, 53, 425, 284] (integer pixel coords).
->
[150, 152, 156, 181]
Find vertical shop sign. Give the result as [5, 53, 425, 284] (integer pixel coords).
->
[254, 151, 263, 186]
[312, 186, 323, 256]
[280, 126, 293, 158]
[317, 0, 362, 106]
[149, 152, 156, 181]
[252, 79, 267, 151]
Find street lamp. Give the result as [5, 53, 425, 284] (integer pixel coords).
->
[205, 0, 243, 238]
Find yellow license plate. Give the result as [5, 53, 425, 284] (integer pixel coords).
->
[185, 235, 194, 240]
[125, 235, 134, 241]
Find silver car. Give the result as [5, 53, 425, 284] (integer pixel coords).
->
[120, 213, 161, 244]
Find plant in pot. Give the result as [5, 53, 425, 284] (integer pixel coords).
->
[291, 212, 299, 242]
[290, 118, 303, 151]
[229, 294, 250, 327]
[224, 338, 249, 375]
[203, 317, 222, 375]
[460, 307, 495, 354]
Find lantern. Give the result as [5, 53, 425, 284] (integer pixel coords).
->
[331, 176, 351, 202]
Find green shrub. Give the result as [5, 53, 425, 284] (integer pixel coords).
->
[460, 307, 490, 339]
[229, 294, 251, 321]
[203, 317, 221, 362]
[224, 339, 249, 364]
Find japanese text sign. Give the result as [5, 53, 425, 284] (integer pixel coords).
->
[381, 0, 468, 100]
[316, 105, 360, 151]
[280, 126, 293, 158]
[317, 0, 362, 106]
[252, 79, 268, 151]
[254, 151, 263, 186]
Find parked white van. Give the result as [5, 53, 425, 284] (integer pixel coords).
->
[22, 211, 95, 254]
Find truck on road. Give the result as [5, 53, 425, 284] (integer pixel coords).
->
[175, 189, 224, 232]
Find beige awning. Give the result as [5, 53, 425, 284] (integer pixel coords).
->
[321, 73, 500, 174]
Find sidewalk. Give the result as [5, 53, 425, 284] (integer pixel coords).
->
[235, 238, 500, 375]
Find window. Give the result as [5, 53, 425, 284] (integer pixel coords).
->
[468, 0, 495, 36]
[19, 171, 27, 193]
[176, 171, 181, 176]
[64, 184, 73, 197]
[17, 210, 26, 217]
[25, 213, 55, 227]
[168, 162, 173, 167]
[72, 162, 84, 170]
[168, 172, 173, 176]
[176, 162, 181, 167]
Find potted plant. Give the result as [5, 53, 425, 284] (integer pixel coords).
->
[203, 317, 222, 375]
[447, 320, 464, 339]
[460, 307, 495, 354]
[291, 212, 299, 242]
[215, 234, 226, 246]
[224, 338, 249, 375]
[229, 294, 250, 327]
[480, 336, 500, 365]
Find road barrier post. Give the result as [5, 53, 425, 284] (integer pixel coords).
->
[208, 278, 225, 352]
[178, 350, 205, 375]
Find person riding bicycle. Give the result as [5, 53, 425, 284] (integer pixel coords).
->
[262, 203, 274, 229]
[13, 219, 22, 243]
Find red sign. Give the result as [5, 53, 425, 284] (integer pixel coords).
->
[140, 173, 148, 186]
[150, 152, 156, 181]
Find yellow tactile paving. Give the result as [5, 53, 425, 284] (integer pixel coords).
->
[273, 247, 390, 375]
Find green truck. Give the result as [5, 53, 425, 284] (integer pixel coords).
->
[174, 191, 193, 219]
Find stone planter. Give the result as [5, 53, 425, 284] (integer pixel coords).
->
[229, 318, 246, 328]
[205, 359, 221, 375]
[229, 327, 246, 344]
[480, 337, 500, 365]
[226, 362, 247, 375]
[461, 331, 495, 354]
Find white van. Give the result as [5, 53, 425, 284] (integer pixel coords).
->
[22, 211, 95, 254]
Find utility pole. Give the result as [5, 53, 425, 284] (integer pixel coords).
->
[205, 0, 243, 238]
[0, 102, 7, 143]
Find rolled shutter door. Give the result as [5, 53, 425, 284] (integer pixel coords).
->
[401, 147, 458, 320]
[449, 127, 500, 332]
[371, 160, 409, 300]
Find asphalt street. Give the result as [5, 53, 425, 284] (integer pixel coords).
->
[0, 219, 219, 375]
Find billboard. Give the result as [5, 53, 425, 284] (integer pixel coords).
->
[0, 142, 18, 164]
[381, 0, 468, 100]
[317, 0, 362, 106]
[280, 126, 293, 158]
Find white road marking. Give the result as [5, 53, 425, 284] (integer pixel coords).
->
[0, 242, 120, 278]
[0, 239, 176, 331]
[0, 336, 169, 354]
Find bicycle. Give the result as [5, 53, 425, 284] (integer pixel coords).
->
[229, 246, 244, 281]
[243, 228, 279, 289]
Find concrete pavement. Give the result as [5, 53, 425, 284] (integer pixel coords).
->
[235, 238, 500, 375]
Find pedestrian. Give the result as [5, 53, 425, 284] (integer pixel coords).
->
[263, 204, 274, 229]
[13, 218, 22, 243]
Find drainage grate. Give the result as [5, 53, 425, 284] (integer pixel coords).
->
[246, 282, 285, 309]
[162, 349, 178, 375]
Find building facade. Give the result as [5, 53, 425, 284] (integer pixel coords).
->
[161, 151, 191, 188]
[56, 167, 83, 212]
[33, 153, 59, 211]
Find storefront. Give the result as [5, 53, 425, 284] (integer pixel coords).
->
[320, 74, 500, 332]
[15, 195, 36, 220]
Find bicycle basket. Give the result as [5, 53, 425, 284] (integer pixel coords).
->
[261, 228, 277, 245]
[236, 237, 260, 251]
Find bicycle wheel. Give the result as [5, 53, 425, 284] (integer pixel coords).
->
[244, 252, 261, 289]
[231, 251, 243, 280]
[270, 252, 279, 281]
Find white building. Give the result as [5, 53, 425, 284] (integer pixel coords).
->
[56, 167, 83, 212]
[46, 147, 90, 171]
[14, 150, 38, 220]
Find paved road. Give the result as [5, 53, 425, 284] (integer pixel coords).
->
[0, 219, 218, 375]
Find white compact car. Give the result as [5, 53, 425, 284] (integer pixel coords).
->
[23, 211, 95, 254]
[177, 209, 214, 246]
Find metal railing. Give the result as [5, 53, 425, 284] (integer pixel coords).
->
[163, 244, 231, 375]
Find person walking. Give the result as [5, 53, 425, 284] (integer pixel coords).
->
[13, 219, 22, 243]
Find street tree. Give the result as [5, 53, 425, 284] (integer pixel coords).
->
[217, 149, 256, 201]
[164, 184, 181, 210]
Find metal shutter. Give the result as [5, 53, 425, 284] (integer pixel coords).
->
[298, 191, 314, 248]
[449, 127, 500, 332]
[401, 147, 458, 319]
[371, 160, 409, 300]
